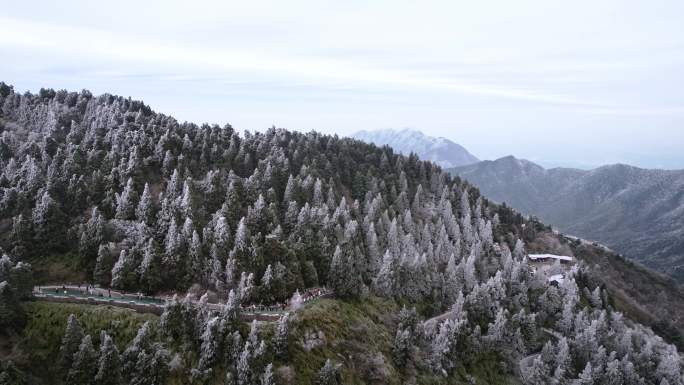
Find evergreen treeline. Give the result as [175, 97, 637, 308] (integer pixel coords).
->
[58, 315, 173, 385]
[0, 81, 531, 306]
[0, 82, 681, 384]
[0, 253, 32, 332]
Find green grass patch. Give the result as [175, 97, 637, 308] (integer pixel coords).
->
[9, 297, 521, 385]
[415, 352, 521, 385]
[284, 296, 519, 385]
[14, 301, 157, 381]
[286, 296, 399, 384]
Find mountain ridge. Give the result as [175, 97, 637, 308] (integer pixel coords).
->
[451, 155, 684, 280]
[2, 83, 684, 384]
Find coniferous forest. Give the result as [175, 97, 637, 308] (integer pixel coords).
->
[0, 83, 682, 384]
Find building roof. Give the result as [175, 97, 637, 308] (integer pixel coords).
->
[547, 274, 564, 283]
[528, 254, 573, 262]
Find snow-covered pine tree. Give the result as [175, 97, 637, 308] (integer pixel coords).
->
[138, 238, 162, 294]
[260, 363, 274, 385]
[317, 359, 341, 385]
[273, 313, 290, 359]
[79, 207, 104, 264]
[373, 249, 395, 297]
[93, 244, 113, 285]
[94, 333, 122, 385]
[59, 314, 84, 372]
[130, 343, 171, 385]
[187, 229, 205, 284]
[121, 321, 152, 380]
[289, 290, 303, 311]
[135, 183, 154, 225]
[67, 335, 97, 385]
[32, 190, 66, 252]
[192, 316, 222, 381]
[111, 249, 135, 289]
[237, 271, 254, 304]
[115, 177, 138, 220]
[392, 328, 412, 366]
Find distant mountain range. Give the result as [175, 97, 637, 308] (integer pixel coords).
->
[451, 156, 684, 281]
[351, 128, 479, 168]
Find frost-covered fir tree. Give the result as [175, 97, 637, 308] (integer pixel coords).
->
[130, 343, 171, 385]
[179, 179, 195, 219]
[188, 230, 205, 283]
[67, 335, 97, 385]
[111, 249, 136, 289]
[135, 183, 154, 225]
[121, 321, 151, 379]
[373, 249, 395, 297]
[32, 190, 66, 252]
[94, 333, 122, 385]
[163, 218, 181, 273]
[237, 271, 254, 304]
[261, 264, 274, 292]
[430, 320, 452, 374]
[260, 363, 274, 385]
[317, 359, 341, 385]
[328, 228, 365, 299]
[393, 328, 412, 366]
[191, 316, 222, 381]
[115, 177, 138, 220]
[0, 281, 23, 333]
[289, 290, 303, 311]
[93, 244, 113, 285]
[59, 314, 84, 372]
[138, 238, 161, 294]
[273, 313, 290, 359]
[236, 343, 252, 385]
[222, 289, 240, 324]
[214, 215, 231, 252]
[79, 207, 104, 263]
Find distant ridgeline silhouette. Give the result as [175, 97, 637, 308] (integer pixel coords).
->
[451, 155, 684, 281]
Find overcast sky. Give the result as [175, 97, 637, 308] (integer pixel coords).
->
[1, 0, 683, 169]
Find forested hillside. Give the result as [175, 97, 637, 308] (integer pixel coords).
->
[451, 156, 684, 281]
[0, 83, 682, 385]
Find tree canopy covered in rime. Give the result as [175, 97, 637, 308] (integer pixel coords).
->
[0, 82, 534, 307]
[0, 83, 681, 384]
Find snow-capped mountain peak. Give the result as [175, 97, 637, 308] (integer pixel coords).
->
[351, 128, 479, 168]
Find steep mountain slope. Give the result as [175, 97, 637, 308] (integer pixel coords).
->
[352, 128, 479, 168]
[1, 83, 684, 384]
[451, 156, 684, 280]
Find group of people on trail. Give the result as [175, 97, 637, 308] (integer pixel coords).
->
[38, 284, 112, 297]
[36, 283, 330, 314]
[37, 284, 144, 302]
[242, 302, 288, 313]
[237, 287, 330, 313]
[300, 288, 326, 302]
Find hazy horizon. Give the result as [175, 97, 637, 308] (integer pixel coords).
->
[2, 0, 683, 169]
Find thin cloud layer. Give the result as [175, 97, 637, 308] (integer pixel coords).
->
[1, 0, 683, 169]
